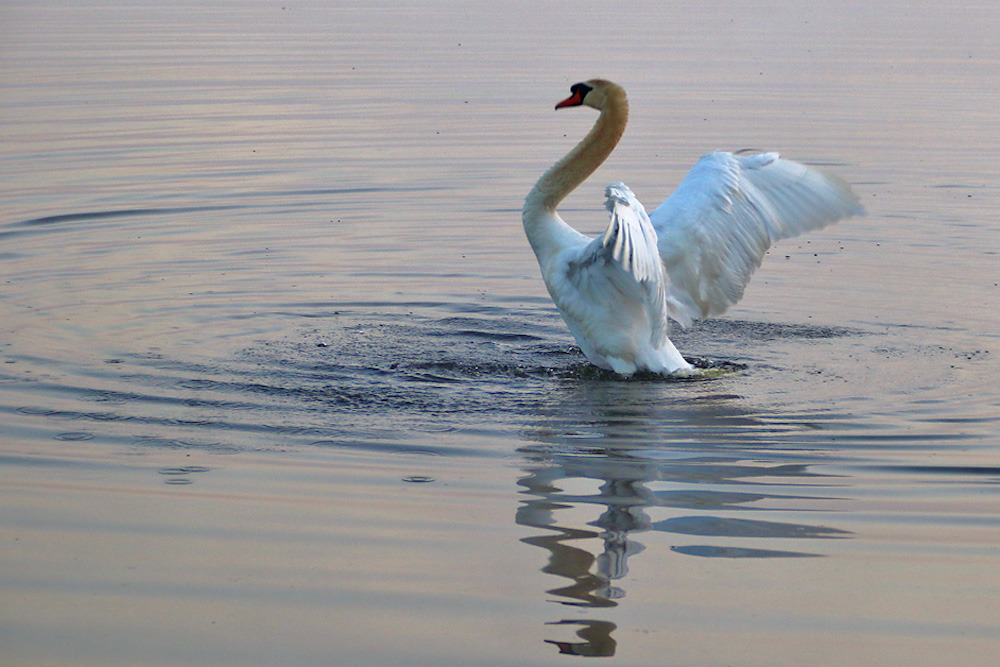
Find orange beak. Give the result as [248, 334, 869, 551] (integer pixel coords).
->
[555, 90, 584, 110]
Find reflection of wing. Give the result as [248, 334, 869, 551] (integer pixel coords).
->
[650, 151, 864, 326]
[555, 182, 668, 357]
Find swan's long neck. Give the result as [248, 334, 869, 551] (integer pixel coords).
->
[523, 89, 629, 256]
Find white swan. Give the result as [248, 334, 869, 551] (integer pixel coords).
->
[522, 79, 864, 376]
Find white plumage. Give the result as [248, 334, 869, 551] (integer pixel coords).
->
[652, 150, 864, 327]
[522, 79, 863, 376]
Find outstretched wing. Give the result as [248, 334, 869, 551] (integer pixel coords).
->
[649, 151, 864, 326]
[557, 183, 669, 348]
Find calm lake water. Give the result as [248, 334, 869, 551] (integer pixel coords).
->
[3, 1, 1000, 664]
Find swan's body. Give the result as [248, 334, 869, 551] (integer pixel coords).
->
[522, 79, 863, 376]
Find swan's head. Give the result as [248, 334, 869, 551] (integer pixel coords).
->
[555, 79, 624, 112]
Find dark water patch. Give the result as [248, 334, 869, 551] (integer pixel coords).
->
[867, 464, 1000, 480]
[13, 206, 243, 228]
[132, 437, 236, 453]
[400, 371, 467, 384]
[547, 358, 746, 383]
[651, 516, 852, 539]
[0, 206, 246, 242]
[0, 453, 97, 469]
[795, 432, 984, 448]
[158, 466, 211, 475]
[176, 378, 222, 391]
[428, 316, 547, 342]
[430, 328, 545, 343]
[403, 359, 553, 381]
[650, 489, 823, 510]
[16, 406, 68, 417]
[537, 487, 829, 512]
[913, 415, 999, 425]
[16, 406, 126, 422]
[305, 439, 485, 458]
[53, 432, 95, 442]
[277, 185, 454, 198]
[677, 318, 864, 343]
[670, 545, 823, 558]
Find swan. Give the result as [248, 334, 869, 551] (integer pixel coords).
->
[522, 79, 864, 376]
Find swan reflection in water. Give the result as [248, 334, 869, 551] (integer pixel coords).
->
[516, 384, 852, 656]
[515, 81, 857, 653]
[517, 458, 652, 657]
[516, 447, 852, 656]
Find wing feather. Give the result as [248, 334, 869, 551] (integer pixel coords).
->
[602, 182, 661, 283]
[557, 183, 669, 350]
[650, 151, 864, 325]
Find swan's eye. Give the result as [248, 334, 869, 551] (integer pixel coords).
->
[571, 83, 594, 100]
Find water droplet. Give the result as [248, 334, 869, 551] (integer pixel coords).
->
[402, 476, 435, 484]
[159, 466, 210, 475]
[54, 432, 95, 441]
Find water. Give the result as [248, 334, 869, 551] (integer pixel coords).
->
[2, 1, 1000, 664]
